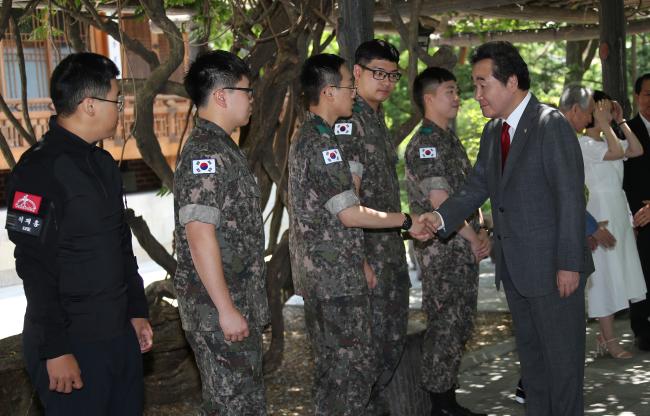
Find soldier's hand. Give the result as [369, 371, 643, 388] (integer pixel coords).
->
[417, 212, 442, 234]
[363, 260, 377, 289]
[407, 219, 432, 241]
[46, 354, 83, 393]
[472, 229, 491, 263]
[220, 306, 250, 342]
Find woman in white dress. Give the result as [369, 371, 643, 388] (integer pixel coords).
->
[580, 91, 646, 358]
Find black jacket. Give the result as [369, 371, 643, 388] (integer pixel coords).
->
[623, 115, 650, 216]
[6, 117, 148, 360]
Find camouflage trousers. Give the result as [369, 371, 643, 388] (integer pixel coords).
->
[303, 294, 376, 416]
[185, 329, 266, 416]
[420, 261, 479, 393]
[367, 266, 410, 415]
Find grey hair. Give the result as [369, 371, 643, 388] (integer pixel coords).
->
[559, 85, 592, 112]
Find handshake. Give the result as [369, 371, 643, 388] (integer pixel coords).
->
[406, 212, 443, 241]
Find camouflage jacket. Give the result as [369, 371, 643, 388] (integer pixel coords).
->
[404, 119, 479, 264]
[288, 112, 366, 300]
[173, 117, 270, 331]
[335, 96, 407, 278]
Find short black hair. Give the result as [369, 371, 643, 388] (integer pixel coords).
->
[300, 53, 346, 107]
[634, 73, 650, 95]
[184, 50, 251, 107]
[412, 67, 456, 113]
[592, 90, 612, 103]
[50, 52, 119, 117]
[470, 41, 530, 91]
[355, 39, 400, 65]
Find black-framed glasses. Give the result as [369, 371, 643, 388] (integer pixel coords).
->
[88, 95, 125, 112]
[329, 85, 357, 95]
[223, 87, 254, 96]
[358, 64, 402, 82]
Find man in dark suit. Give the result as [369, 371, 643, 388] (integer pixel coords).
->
[623, 74, 650, 350]
[422, 42, 593, 415]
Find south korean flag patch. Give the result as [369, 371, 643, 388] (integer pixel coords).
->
[192, 159, 216, 174]
[419, 147, 437, 159]
[334, 122, 352, 135]
[322, 149, 343, 164]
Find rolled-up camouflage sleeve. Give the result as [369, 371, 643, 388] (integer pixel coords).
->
[348, 161, 364, 178]
[419, 177, 451, 195]
[325, 189, 359, 216]
[176, 149, 225, 227]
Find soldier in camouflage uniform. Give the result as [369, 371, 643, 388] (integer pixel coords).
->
[405, 67, 490, 416]
[334, 40, 410, 415]
[289, 53, 433, 416]
[173, 50, 270, 416]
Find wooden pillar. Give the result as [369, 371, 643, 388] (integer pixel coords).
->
[336, 0, 375, 67]
[599, 0, 629, 116]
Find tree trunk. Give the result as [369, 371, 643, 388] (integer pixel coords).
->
[385, 324, 431, 415]
[564, 39, 597, 88]
[337, 0, 374, 65]
[600, 0, 629, 116]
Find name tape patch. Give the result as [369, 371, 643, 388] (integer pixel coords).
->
[419, 147, 437, 159]
[322, 149, 343, 164]
[12, 191, 42, 214]
[192, 159, 216, 174]
[334, 123, 352, 135]
[5, 212, 43, 237]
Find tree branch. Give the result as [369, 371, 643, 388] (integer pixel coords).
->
[129, 0, 185, 190]
[11, 13, 36, 142]
[0, 129, 17, 169]
[55, 0, 160, 68]
[0, 93, 36, 146]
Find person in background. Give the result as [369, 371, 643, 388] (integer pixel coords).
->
[578, 90, 646, 359]
[623, 73, 650, 351]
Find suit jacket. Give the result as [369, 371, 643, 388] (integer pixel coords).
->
[623, 115, 650, 216]
[438, 94, 594, 297]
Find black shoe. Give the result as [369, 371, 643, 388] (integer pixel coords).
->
[515, 379, 526, 404]
[430, 391, 459, 416]
[635, 336, 650, 351]
[445, 387, 487, 416]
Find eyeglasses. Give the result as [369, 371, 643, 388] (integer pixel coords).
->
[222, 87, 254, 96]
[329, 85, 357, 96]
[358, 64, 401, 83]
[88, 95, 125, 112]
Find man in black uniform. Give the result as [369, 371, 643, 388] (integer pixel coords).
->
[5, 52, 153, 415]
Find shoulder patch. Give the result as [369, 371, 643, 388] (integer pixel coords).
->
[334, 122, 352, 135]
[12, 191, 42, 214]
[419, 147, 437, 159]
[322, 149, 343, 164]
[192, 159, 216, 174]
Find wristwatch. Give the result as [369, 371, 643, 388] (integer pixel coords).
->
[401, 212, 412, 231]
